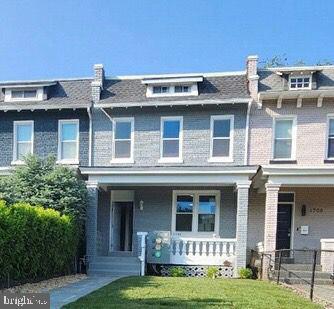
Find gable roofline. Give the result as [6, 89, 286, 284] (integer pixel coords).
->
[107, 70, 246, 81]
[0, 76, 93, 86]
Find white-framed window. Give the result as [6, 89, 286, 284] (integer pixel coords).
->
[13, 120, 34, 164]
[146, 84, 198, 97]
[4, 88, 44, 102]
[112, 117, 134, 163]
[272, 116, 297, 160]
[172, 190, 220, 236]
[289, 75, 311, 90]
[209, 115, 234, 162]
[326, 116, 334, 159]
[58, 119, 79, 164]
[159, 116, 183, 163]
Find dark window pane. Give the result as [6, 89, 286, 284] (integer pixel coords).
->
[274, 140, 292, 159]
[213, 119, 230, 137]
[153, 86, 161, 94]
[328, 139, 334, 158]
[199, 196, 216, 214]
[163, 120, 180, 138]
[162, 86, 169, 93]
[278, 193, 294, 203]
[275, 120, 292, 138]
[175, 86, 182, 93]
[212, 139, 230, 157]
[198, 214, 215, 232]
[176, 195, 193, 213]
[24, 90, 37, 98]
[163, 140, 179, 157]
[115, 140, 131, 158]
[115, 122, 131, 139]
[176, 214, 192, 231]
[12, 90, 24, 98]
[329, 120, 334, 136]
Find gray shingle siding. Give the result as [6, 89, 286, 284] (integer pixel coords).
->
[0, 109, 89, 167]
[92, 104, 248, 167]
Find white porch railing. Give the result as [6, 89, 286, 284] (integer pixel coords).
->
[320, 239, 334, 273]
[137, 232, 148, 276]
[170, 237, 236, 265]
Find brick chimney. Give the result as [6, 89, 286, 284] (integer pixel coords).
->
[246, 55, 259, 101]
[91, 64, 104, 103]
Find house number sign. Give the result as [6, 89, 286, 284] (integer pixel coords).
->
[310, 207, 323, 214]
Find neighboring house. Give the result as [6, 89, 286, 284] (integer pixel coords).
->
[1, 56, 333, 278]
[0, 79, 91, 173]
[248, 60, 334, 275]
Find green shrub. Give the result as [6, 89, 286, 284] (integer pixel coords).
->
[207, 266, 219, 279]
[0, 201, 78, 281]
[238, 267, 253, 279]
[169, 267, 185, 277]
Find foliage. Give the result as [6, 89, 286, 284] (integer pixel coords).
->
[238, 267, 253, 279]
[0, 155, 87, 227]
[259, 55, 334, 68]
[0, 201, 78, 281]
[207, 266, 219, 279]
[169, 266, 185, 277]
[64, 276, 320, 309]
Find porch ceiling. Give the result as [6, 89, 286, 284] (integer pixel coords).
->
[80, 165, 258, 186]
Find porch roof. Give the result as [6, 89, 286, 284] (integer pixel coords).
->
[80, 165, 258, 186]
[254, 166, 334, 189]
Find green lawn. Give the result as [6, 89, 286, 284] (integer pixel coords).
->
[64, 276, 321, 309]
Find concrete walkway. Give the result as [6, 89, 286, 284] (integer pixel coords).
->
[294, 284, 334, 307]
[50, 276, 121, 309]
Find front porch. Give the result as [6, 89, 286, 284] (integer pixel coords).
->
[81, 166, 256, 277]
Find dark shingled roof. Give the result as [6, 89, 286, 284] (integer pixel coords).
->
[0, 79, 92, 110]
[99, 75, 250, 104]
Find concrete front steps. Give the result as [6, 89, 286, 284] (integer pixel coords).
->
[273, 264, 333, 285]
[88, 255, 141, 277]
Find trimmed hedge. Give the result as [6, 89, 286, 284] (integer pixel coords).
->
[0, 201, 78, 281]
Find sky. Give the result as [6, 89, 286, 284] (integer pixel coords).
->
[1, 0, 334, 80]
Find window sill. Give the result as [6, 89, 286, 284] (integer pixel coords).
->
[11, 160, 25, 166]
[158, 158, 183, 164]
[110, 159, 135, 164]
[269, 159, 297, 164]
[56, 160, 79, 165]
[207, 157, 233, 163]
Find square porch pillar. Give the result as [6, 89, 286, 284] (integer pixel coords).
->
[262, 183, 281, 279]
[86, 181, 99, 262]
[235, 181, 251, 276]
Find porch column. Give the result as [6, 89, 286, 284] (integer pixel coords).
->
[235, 181, 251, 276]
[263, 183, 281, 279]
[86, 181, 99, 262]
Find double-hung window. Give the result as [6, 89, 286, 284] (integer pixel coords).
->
[173, 191, 220, 235]
[327, 117, 334, 159]
[13, 121, 34, 163]
[160, 116, 183, 162]
[209, 115, 234, 162]
[58, 120, 79, 163]
[112, 118, 134, 163]
[273, 117, 296, 160]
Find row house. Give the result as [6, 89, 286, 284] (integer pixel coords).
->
[0, 56, 333, 278]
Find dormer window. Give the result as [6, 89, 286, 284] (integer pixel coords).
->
[142, 76, 203, 98]
[4, 87, 44, 102]
[289, 75, 311, 90]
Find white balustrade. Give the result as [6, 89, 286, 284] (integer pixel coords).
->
[170, 237, 236, 265]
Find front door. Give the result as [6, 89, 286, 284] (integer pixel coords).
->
[111, 202, 133, 252]
[276, 204, 292, 251]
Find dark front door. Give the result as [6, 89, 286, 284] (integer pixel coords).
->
[276, 204, 292, 251]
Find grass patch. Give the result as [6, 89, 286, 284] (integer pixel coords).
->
[64, 276, 320, 309]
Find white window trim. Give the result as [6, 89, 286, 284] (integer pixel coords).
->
[325, 114, 334, 159]
[171, 190, 221, 237]
[57, 119, 80, 165]
[159, 116, 183, 163]
[12, 120, 34, 165]
[146, 84, 198, 98]
[111, 117, 134, 164]
[5, 88, 44, 102]
[208, 115, 234, 163]
[288, 75, 312, 90]
[272, 116, 297, 161]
